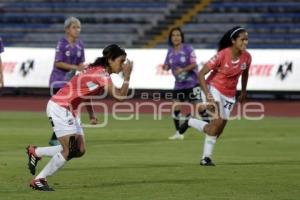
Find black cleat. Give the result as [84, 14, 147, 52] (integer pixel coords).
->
[178, 114, 191, 134]
[30, 178, 54, 191]
[200, 157, 215, 166]
[26, 145, 41, 175]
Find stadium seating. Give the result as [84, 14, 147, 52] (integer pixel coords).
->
[180, 0, 300, 49]
[0, 0, 178, 48]
[0, 0, 299, 48]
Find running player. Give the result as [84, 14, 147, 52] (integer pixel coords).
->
[179, 26, 252, 166]
[162, 27, 207, 140]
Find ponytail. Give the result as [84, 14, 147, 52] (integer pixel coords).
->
[89, 57, 107, 67]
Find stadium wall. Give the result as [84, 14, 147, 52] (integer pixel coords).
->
[1, 47, 299, 100]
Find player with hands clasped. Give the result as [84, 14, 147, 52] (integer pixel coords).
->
[26, 44, 133, 191]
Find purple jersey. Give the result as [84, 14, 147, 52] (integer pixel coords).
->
[0, 37, 4, 53]
[49, 37, 85, 89]
[164, 44, 198, 90]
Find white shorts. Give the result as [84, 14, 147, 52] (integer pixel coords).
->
[201, 85, 235, 120]
[46, 100, 83, 138]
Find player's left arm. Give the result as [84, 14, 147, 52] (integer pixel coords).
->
[238, 54, 251, 103]
[177, 63, 197, 73]
[238, 67, 249, 103]
[0, 55, 3, 87]
[83, 99, 97, 124]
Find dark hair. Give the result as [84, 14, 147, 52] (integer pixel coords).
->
[90, 44, 126, 68]
[217, 26, 247, 52]
[168, 27, 185, 46]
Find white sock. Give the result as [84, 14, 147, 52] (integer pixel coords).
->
[188, 118, 208, 133]
[35, 152, 66, 179]
[202, 135, 217, 159]
[35, 145, 63, 157]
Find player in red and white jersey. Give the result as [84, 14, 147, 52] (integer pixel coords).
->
[26, 44, 133, 191]
[179, 26, 252, 166]
[51, 64, 112, 114]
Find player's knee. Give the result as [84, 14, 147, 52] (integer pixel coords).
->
[207, 126, 218, 136]
[77, 148, 86, 157]
[67, 136, 82, 160]
[208, 122, 223, 136]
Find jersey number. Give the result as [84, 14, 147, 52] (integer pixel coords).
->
[192, 86, 202, 100]
[224, 100, 234, 110]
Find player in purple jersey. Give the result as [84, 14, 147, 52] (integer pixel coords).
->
[0, 37, 4, 87]
[162, 27, 207, 140]
[48, 17, 97, 146]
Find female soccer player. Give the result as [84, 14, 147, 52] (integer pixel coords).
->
[48, 16, 97, 146]
[179, 26, 252, 166]
[0, 37, 4, 87]
[162, 27, 206, 140]
[26, 44, 133, 191]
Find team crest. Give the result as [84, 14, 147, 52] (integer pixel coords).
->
[65, 50, 70, 57]
[77, 51, 81, 57]
[180, 56, 186, 63]
[240, 63, 247, 70]
[68, 119, 74, 125]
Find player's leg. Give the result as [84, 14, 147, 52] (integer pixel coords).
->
[30, 134, 72, 191]
[191, 85, 210, 122]
[71, 115, 86, 158]
[48, 88, 60, 146]
[200, 87, 234, 166]
[29, 100, 80, 191]
[49, 132, 59, 146]
[169, 101, 184, 140]
[200, 117, 227, 166]
[179, 86, 212, 135]
[26, 144, 62, 175]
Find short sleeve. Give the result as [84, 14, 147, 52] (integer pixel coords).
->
[0, 38, 4, 53]
[80, 48, 85, 64]
[54, 40, 64, 62]
[95, 71, 112, 87]
[247, 53, 252, 69]
[187, 45, 197, 64]
[163, 49, 171, 66]
[205, 51, 223, 70]
[78, 40, 85, 64]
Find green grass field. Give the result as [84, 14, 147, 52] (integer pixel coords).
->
[0, 112, 299, 200]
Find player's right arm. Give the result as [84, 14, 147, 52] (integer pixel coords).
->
[199, 65, 213, 101]
[162, 64, 169, 70]
[55, 62, 85, 71]
[200, 52, 222, 101]
[162, 49, 171, 70]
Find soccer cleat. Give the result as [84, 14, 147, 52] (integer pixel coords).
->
[30, 178, 54, 191]
[26, 145, 41, 175]
[200, 157, 215, 166]
[178, 114, 191, 135]
[168, 133, 184, 140]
